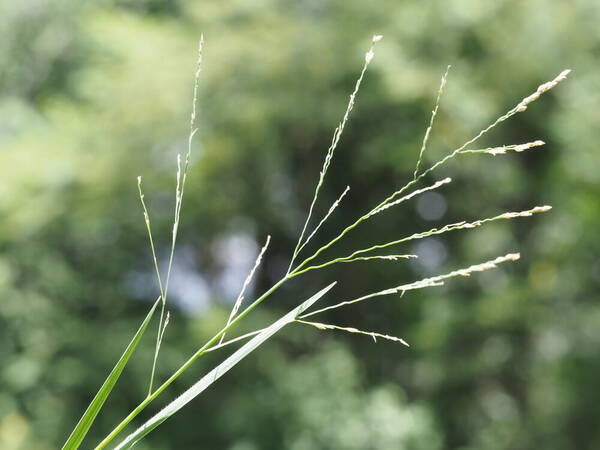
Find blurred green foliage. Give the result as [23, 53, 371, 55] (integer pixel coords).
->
[1, 0, 599, 449]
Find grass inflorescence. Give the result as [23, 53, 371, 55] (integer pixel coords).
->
[61, 34, 570, 449]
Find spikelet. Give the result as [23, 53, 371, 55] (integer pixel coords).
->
[516, 69, 571, 112]
[482, 140, 546, 155]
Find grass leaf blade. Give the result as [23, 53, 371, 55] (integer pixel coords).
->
[61, 298, 160, 450]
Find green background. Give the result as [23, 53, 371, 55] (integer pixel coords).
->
[1, 1, 599, 449]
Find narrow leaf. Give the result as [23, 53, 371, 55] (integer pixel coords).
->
[114, 283, 336, 449]
[62, 298, 160, 450]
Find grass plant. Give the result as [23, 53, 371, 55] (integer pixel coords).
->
[61, 34, 570, 449]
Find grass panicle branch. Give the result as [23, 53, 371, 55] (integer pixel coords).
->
[296, 320, 410, 346]
[164, 35, 205, 296]
[301, 253, 521, 319]
[287, 35, 383, 273]
[146, 35, 205, 396]
[136, 177, 165, 301]
[136, 177, 166, 396]
[297, 185, 351, 255]
[220, 235, 271, 344]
